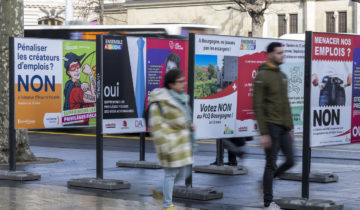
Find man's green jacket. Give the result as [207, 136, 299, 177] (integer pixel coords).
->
[252, 62, 294, 135]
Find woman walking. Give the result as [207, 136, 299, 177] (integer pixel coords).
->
[149, 68, 195, 210]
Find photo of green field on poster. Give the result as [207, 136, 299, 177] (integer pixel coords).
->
[191, 34, 305, 139]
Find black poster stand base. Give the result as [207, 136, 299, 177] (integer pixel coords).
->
[116, 160, 161, 169]
[67, 178, 130, 190]
[279, 171, 338, 183]
[173, 186, 223, 201]
[275, 197, 343, 210]
[0, 170, 40, 181]
[174, 167, 223, 201]
[193, 165, 247, 175]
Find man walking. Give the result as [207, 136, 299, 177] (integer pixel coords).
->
[253, 42, 295, 209]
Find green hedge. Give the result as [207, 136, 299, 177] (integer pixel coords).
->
[194, 80, 217, 99]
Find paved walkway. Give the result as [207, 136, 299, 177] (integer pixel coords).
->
[0, 144, 358, 209]
[0, 184, 200, 210]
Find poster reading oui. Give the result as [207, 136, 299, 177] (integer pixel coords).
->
[99, 35, 188, 134]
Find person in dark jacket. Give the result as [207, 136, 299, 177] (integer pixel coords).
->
[253, 42, 295, 209]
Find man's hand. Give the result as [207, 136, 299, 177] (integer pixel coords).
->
[289, 130, 294, 142]
[259, 135, 272, 148]
[347, 74, 352, 86]
[312, 74, 319, 86]
[190, 124, 195, 131]
[82, 64, 92, 76]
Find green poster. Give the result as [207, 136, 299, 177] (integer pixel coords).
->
[62, 41, 96, 126]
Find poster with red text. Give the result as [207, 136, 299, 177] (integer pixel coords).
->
[191, 34, 304, 139]
[308, 32, 356, 147]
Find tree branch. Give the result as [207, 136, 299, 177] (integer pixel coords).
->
[227, 6, 247, 13]
[231, 0, 272, 15]
[261, 0, 271, 13]
[234, 0, 250, 8]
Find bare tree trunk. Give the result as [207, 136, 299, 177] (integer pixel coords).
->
[0, 0, 36, 163]
[99, 0, 104, 25]
[251, 14, 265, 37]
[230, 0, 270, 38]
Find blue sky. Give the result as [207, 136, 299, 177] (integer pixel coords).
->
[195, 54, 217, 67]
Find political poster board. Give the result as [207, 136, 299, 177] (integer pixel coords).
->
[306, 32, 360, 147]
[190, 34, 305, 139]
[12, 37, 96, 129]
[98, 35, 188, 134]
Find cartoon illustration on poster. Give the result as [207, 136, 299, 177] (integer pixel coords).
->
[309, 32, 353, 147]
[14, 38, 63, 129]
[13, 38, 96, 129]
[192, 34, 305, 139]
[146, 38, 188, 99]
[62, 41, 96, 126]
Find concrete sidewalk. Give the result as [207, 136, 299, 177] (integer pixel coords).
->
[0, 145, 358, 209]
[0, 185, 198, 210]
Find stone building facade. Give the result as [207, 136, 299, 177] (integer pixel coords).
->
[24, 0, 124, 26]
[24, 0, 360, 38]
[104, 0, 360, 38]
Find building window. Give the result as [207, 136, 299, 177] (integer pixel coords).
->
[326, 12, 335, 32]
[290, 14, 298, 34]
[339, 12, 347, 33]
[278, 14, 286, 37]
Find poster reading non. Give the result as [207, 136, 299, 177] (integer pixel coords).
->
[308, 32, 360, 147]
[14, 37, 96, 129]
[192, 34, 305, 139]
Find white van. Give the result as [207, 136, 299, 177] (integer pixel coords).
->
[279, 33, 305, 41]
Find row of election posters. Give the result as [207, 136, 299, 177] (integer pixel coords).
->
[14, 37, 97, 129]
[13, 36, 188, 132]
[98, 35, 188, 134]
[14, 33, 360, 148]
[308, 32, 360, 147]
[13, 35, 305, 138]
[191, 34, 305, 139]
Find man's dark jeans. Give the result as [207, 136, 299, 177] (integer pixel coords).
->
[263, 123, 295, 206]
